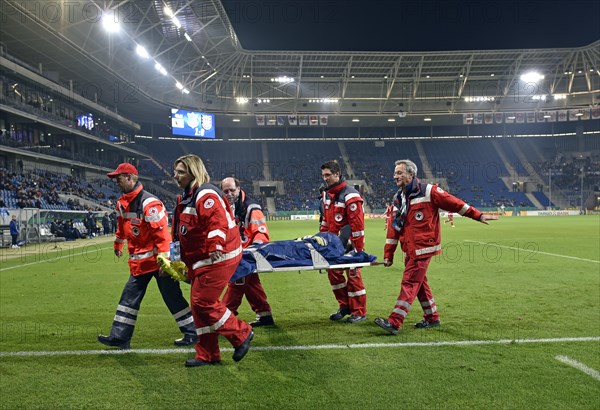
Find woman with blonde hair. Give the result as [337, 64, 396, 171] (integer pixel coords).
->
[172, 154, 254, 366]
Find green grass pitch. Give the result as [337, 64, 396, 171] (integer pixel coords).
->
[1, 215, 598, 409]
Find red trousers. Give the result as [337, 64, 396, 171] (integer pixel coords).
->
[190, 256, 252, 362]
[328, 268, 367, 316]
[222, 273, 272, 317]
[388, 256, 439, 329]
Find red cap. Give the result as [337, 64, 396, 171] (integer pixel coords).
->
[107, 163, 138, 178]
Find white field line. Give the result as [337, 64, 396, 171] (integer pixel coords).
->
[0, 245, 115, 272]
[464, 240, 600, 264]
[0, 336, 598, 358]
[555, 355, 600, 381]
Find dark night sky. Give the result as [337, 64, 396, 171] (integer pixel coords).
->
[221, 0, 600, 52]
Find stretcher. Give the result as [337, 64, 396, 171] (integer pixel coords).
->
[157, 232, 379, 283]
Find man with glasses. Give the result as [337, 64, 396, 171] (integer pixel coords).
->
[220, 177, 275, 327]
[97, 163, 197, 349]
[320, 160, 367, 324]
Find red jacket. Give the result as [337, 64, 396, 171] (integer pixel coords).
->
[173, 183, 242, 275]
[384, 182, 482, 260]
[113, 184, 171, 276]
[320, 180, 365, 252]
[233, 190, 269, 249]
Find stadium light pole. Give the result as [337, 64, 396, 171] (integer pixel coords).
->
[580, 167, 584, 211]
[548, 168, 552, 210]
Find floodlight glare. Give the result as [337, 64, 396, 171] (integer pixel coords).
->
[520, 72, 545, 82]
[184, 32, 192, 41]
[163, 5, 174, 18]
[172, 17, 182, 29]
[175, 81, 184, 90]
[135, 45, 150, 59]
[155, 62, 168, 76]
[102, 13, 120, 33]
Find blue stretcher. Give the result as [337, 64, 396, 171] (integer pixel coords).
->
[231, 232, 378, 282]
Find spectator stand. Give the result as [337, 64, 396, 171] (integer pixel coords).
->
[7, 208, 110, 247]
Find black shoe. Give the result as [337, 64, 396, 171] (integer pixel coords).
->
[374, 317, 399, 335]
[232, 331, 254, 362]
[414, 319, 441, 329]
[97, 335, 130, 349]
[185, 359, 222, 367]
[329, 307, 351, 321]
[249, 315, 275, 327]
[174, 334, 198, 346]
[345, 315, 366, 324]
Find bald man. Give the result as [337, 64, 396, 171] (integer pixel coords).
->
[221, 178, 275, 327]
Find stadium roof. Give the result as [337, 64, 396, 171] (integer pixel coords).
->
[1, 0, 598, 128]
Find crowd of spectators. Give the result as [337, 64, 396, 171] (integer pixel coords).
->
[0, 168, 118, 211]
[535, 154, 600, 189]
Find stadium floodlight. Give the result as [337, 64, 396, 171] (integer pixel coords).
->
[182, 88, 190, 94]
[184, 32, 192, 41]
[163, 5, 174, 17]
[424, 117, 432, 122]
[172, 17, 182, 29]
[154, 62, 168, 76]
[352, 118, 360, 122]
[271, 76, 294, 83]
[464, 96, 495, 102]
[387, 118, 396, 122]
[175, 81, 184, 90]
[135, 45, 150, 59]
[520, 72, 545, 82]
[553, 94, 567, 100]
[232, 118, 241, 122]
[236, 98, 249, 104]
[102, 12, 120, 33]
[310, 98, 338, 103]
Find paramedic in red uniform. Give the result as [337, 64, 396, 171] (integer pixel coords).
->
[98, 163, 197, 350]
[221, 177, 275, 327]
[320, 160, 367, 323]
[375, 159, 492, 335]
[173, 155, 254, 367]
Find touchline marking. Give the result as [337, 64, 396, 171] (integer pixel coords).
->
[555, 355, 600, 381]
[0, 245, 115, 272]
[464, 240, 600, 264]
[0, 336, 598, 358]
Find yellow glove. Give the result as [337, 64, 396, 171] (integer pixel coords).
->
[157, 255, 188, 281]
[311, 235, 327, 246]
[295, 234, 327, 246]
